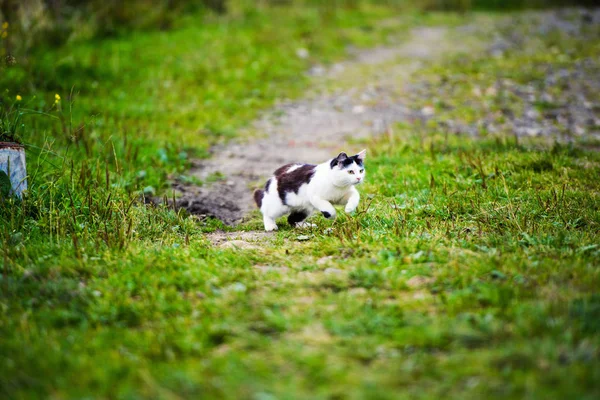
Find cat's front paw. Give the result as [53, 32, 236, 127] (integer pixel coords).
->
[264, 223, 278, 232]
[321, 210, 336, 220]
[345, 205, 357, 214]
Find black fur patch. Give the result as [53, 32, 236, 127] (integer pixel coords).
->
[288, 211, 308, 226]
[330, 152, 363, 169]
[265, 178, 272, 192]
[253, 189, 264, 208]
[321, 211, 331, 218]
[274, 164, 316, 205]
[347, 155, 364, 167]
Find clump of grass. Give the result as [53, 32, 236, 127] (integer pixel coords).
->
[0, 95, 24, 143]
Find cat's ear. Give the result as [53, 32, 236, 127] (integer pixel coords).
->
[330, 152, 348, 168]
[356, 149, 366, 162]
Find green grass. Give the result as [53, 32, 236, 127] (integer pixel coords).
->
[0, 3, 413, 265]
[4, 135, 599, 399]
[2, 5, 600, 400]
[3, 4, 405, 180]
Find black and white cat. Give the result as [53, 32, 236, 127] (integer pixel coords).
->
[253, 150, 366, 231]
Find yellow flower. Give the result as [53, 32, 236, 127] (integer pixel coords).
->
[1, 31, 7, 39]
[1, 22, 8, 30]
[16, 95, 22, 101]
[55, 93, 61, 102]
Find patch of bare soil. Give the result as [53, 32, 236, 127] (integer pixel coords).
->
[175, 26, 472, 225]
[409, 9, 600, 142]
[207, 230, 276, 248]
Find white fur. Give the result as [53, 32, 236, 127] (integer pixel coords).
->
[285, 164, 303, 173]
[258, 150, 366, 231]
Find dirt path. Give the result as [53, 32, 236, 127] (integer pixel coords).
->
[174, 9, 600, 228]
[175, 24, 474, 225]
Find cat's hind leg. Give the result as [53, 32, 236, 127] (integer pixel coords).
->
[260, 184, 288, 232]
[288, 209, 316, 228]
[262, 203, 287, 232]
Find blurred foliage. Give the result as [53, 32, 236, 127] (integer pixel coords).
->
[0, 0, 224, 52]
[1, 0, 598, 59]
[419, 0, 599, 11]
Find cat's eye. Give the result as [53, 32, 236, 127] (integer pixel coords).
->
[360, 169, 364, 173]
[348, 170, 355, 175]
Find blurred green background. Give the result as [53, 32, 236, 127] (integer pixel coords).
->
[2, 1, 598, 57]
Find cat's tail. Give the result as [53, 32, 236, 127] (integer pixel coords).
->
[253, 189, 264, 208]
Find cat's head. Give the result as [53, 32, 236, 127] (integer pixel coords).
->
[329, 150, 366, 187]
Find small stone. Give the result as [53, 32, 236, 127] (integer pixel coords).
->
[421, 106, 435, 117]
[525, 109, 540, 119]
[485, 86, 497, 96]
[324, 268, 343, 275]
[317, 256, 334, 266]
[541, 93, 554, 103]
[296, 48, 309, 59]
[195, 291, 206, 299]
[228, 282, 247, 293]
[220, 240, 259, 250]
[331, 63, 345, 74]
[254, 265, 290, 273]
[296, 235, 311, 241]
[309, 65, 325, 76]
[412, 291, 428, 300]
[525, 127, 541, 137]
[406, 276, 434, 288]
[352, 105, 366, 114]
[574, 125, 586, 136]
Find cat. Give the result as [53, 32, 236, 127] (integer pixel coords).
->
[253, 150, 366, 231]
